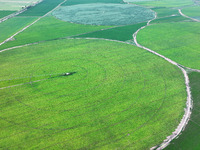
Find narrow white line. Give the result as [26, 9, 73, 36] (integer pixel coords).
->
[179, 9, 200, 22]
[0, 0, 67, 47]
[133, 15, 193, 150]
[0, 0, 43, 24]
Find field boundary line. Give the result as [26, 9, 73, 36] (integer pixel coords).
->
[133, 12, 192, 150]
[0, 0, 68, 47]
[0, 0, 43, 24]
[178, 9, 200, 22]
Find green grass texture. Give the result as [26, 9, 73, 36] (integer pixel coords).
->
[166, 72, 200, 150]
[150, 15, 190, 24]
[137, 22, 200, 70]
[128, 0, 193, 7]
[151, 7, 179, 18]
[0, 16, 111, 50]
[0, 17, 38, 43]
[62, 0, 125, 5]
[52, 4, 155, 26]
[0, 10, 16, 19]
[182, 6, 200, 20]
[0, 38, 186, 150]
[18, 0, 64, 16]
[76, 22, 147, 41]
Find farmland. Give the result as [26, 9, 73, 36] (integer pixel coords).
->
[0, 0, 199, 149]
[0, 39, 186, 149]
[0, 10, 16, 19]
[137, 22, 200, 70]
[0, 0, 39, 10]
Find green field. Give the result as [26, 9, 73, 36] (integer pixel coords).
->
[126, 0, 194, 7]
[0, 0, 39, 10]
[0, 39, 186, 149]
[52, 4, 155, 26]
[166, 72, 200, 150]
[18, 0, 64, 16]
[182, 6, 200, 20]
[152, 7, 179, 18]
[0, 10, 16, 19]
[137, 22, 200, 70]
[0, 17, 38, 43]
[150, 15, 189, 24]
[76, 22, 146, 41]
[0, 16, 111, 50]
[62, 0, 125, 5]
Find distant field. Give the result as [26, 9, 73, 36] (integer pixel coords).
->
[182, 6, 200, 20]
[152, 7, 179, 18]
[62, 0, 125, 5]
[0, 39, 186, 149]
[0, 10, 15, 18]
[126, 0, 194, 7]
[0, 16, 111, 50]
[0, 17, 38, 43]
[18, 0, 63, 16]
[150, 15, 189, 24]
[76, 22, 147, 41]
[52, 4, 155, 26]
[0, 0, 39, 10]
[137, 22, 200, 70]
[166, 72, 200, 150]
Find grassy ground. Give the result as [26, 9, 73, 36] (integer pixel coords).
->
[166, 72, 200, 150]
[75, 22, 146, 41]
[18, 0, 64, 16]
[62, 0, 125, 5]
[0, 17, 38, 43]
[52, 4, 155, 26]
[137, 22, 200, 70]
[0, 39, 186, 150]
[127, 0, 194, 7]
[151, 7, 179, 18]
[0, 0, 39, 10]
[150, 15, 190, 24]
[0, 10, 16, 19]
[0, 16, 111, 50]
[182, 6, 200, 20]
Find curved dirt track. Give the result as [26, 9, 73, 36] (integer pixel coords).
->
[133, 13, 192, 150]
[179, 9, 200, 22]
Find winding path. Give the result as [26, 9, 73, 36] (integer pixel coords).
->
[179, 9, 200, 22]
[133, 12, 192, 150]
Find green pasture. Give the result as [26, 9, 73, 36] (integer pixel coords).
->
[166, 72, 200, 150]
[0, 17, 38, 43]
[150, 15, 190, 24]
[62, 0, 125, 5]
[76, 22, 146, 41]
[182, 6, 200, 20]
[137, 22, 200, 70]
[152, 7, 179, 18]
[52, 4, 155, 26]
[18, 0, 64, 16]
[0, 39, 186, 149]
[127, 0, 194, 7]
[0, 0, 39, 10]
[0, 10, 16, 19]
[0, 16, 111, 50]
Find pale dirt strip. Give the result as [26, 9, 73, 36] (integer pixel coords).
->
[0, 78, 46, 90]
[133, 15, 193, 150]
[179, 9, 200, 22]
[0, 0, 67, 47]
[0, 0, 42, 23]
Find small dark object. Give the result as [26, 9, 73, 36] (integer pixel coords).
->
[63, 72, 76, 76]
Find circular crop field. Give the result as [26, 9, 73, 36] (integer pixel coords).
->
[52, 4, 155, 25]
[0, 39, 186, 149]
